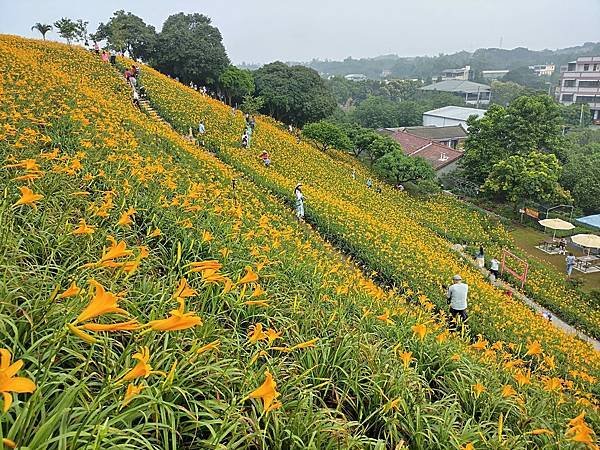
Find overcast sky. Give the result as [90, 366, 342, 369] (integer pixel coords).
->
[1, 0, 599, 64]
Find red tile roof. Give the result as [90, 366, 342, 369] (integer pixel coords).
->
[384, 130, 464, 170]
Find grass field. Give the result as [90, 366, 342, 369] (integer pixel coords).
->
[510, 226, 600, 292]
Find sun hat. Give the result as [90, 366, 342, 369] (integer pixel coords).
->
[452, 274, 462, 281]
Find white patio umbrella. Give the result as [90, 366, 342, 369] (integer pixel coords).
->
[538, 218, 575, 239]
[570, 234, 600, 255]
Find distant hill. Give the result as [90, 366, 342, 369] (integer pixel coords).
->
[242, 42, 600, 80]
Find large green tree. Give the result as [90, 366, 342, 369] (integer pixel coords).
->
[31, 23, 52, 40]
[219, 66, 254, 106]
[490, 80, 536, 106]
[482, 152, 568, 204]
[461, 95, 565, 184]
[353, 95, 398, 128]
[302, 121, 351, 152]
[561, 143, 600, 213]
[153, 13, 230, 87]
[254, 62, 336, 126]
[560, 103, 592, 127]
[53, 18, 81, 45]
[503, 66, 547, 90]
[375, 150, 435, 184]
[94, 10, 157, 60]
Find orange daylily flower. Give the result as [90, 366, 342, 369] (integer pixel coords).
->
[525, 341, 543, 356]
[399, 351, 413, 369]
[147, 228, 161, 238]
[57, 281, 81, 299]
[122, 383, 144, 407]
[244, 299, 270, 307]
[0, 348, 36, 412]
[530, 429, 553, 435]
[187, 260, 222, 272]
[376, 309, 394, 325]
[411, 323, 427, 340]
[289, 338, 319, 351]
[237, 267, 259, 285]
[72, 219, 95, 235]
[197, 339, 220, 354]
[76, 279, 128, 323]
[265, 328, 282, 345]
[2, 438, 17, 448]
[248, 370, 281, 413]
[67, 324, 98, 344]
[501, 384, 517, 398]
[172, 278, 196, 300]
[121, 347, 164, 382]
[472, 383, 486, 398]
[201, 230, 213, 243]
[248, 323, 268, 344]
[82, 320, 139, 332]
[99, 239, 133, 264]
[13, 186, 43, 208]
[117, 207, 136, 227]
[147, 298, 202, 331]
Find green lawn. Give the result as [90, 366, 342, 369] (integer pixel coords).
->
[510, 225, 600, 291]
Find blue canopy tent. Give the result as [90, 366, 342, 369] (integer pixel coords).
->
[576, 214, 600, 230]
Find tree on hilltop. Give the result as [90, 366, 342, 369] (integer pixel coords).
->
[153, 13, 230, 87]
[94, 10, 157, 60]
[53, 18, 88, 45]
[31, 23, 52, 40]
[254, 62, 336, 126]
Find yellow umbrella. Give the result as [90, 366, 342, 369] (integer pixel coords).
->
[571, 234, 600, 249]
[538, 218, 575, 239]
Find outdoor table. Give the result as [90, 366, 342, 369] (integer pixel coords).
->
[575, 255, 599, 272]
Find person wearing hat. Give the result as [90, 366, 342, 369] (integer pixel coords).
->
[294, 183, 304, 221]
[446, 274, 468, 328]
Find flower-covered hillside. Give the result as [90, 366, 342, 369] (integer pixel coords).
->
[4, 35, 599, 448]
[139, 63, 600, 390]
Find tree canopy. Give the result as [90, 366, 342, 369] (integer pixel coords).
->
[302, 121, 351, 152]
[153, 13, 230, 87]
[254, 62, 337, 126]
[94, 10, 157, 60]
[54, 18, 87, 45]
[482, 152, 568, 204]
[375, 149, 435, 184]
[461, 95, 565, 184]
[219, 66, 255, 106]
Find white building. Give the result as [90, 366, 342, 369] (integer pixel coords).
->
[529, 64, 555, 77]
[481, 69, 509, 81]
[557, 56, 600, 123]
[440, 65, 472, 81]
[422, 106, 487, 129]
[344, 74, 367, 82]
[420, 80, 492, 105]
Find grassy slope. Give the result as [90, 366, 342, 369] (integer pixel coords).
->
[3, 36, 598, 449]
[138, 65, 600, 385]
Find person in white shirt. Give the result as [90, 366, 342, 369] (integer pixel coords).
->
[446, 274, 468, 327]
[489, 257, 500, 279]
[294, 183, 304, 220]
[565, 253, 576, 277]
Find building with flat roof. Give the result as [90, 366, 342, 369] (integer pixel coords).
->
[344, 73, 367, 82]
[380, 125, 467, 149]
[557, 56, 600, 123]
[420, 79, 491, 105]
[377, 129, 463, 175]
[481, 69, 509, 81]
[422, 106, 487, 128]
[440, 65, 472, 81]
[529, 64, 555, 77]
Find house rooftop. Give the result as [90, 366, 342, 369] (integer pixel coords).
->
[383, 125, 468, 141]
[379, 130, 463, 170]
[423, 106, 487, 121]
[421, 79, 491, 94]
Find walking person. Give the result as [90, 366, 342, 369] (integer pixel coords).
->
[109, 50, 116, 65]
[132, 89, 140, 109]
[489, 256, 500, 282]
[101, 51, 109, 63]
[446, 274, 468, 329]
[558, 238, 567, 255]
[241, 131, 249, 149]
[294, 183, 305, 221]
[475, 245, 485, 269]
[565, 252, 576, 277]
[366, 178, 373, 189]
[197, 121, 205, 145]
